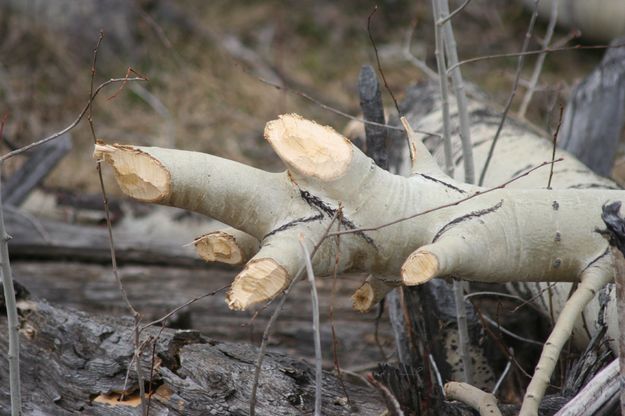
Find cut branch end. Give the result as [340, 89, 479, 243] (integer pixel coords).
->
[401, 251, 439, 285]
[226, 259, 289, 311]
[352, 275, 397, 312]
[194, 232, 245, 265]
[352, 281, 377, 312]
[265, 114, 353, 181]
[94, 143, 171, 203]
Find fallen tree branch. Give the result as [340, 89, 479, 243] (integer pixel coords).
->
[444, 382, 502, 416]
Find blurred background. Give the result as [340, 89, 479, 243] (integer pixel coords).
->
[0, 0, 611, 193]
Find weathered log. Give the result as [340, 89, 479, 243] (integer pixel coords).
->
[0, 286, 386, 415]
[560, 35, 625, 177]
[4, 208, 203, 267]
[12, 261, 394, 371]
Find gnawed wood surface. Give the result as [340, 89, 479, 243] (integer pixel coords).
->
[0, 291, 387, 415]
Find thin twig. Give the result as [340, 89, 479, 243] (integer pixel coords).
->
[453, 279, 472, 382]
[4, 206, 51, 243]
[446, 42, 625, 74]
[328, 158, 563, 237]
[547, 106, 564, 189]
[120, 336, 153, 400]
[88, 31, 146, 414]
[367, 6, 400, 115]
[0, 76, 145, 162]
[252, 73, 442, 137]
[250, 211, 341, 416]
[492, 354, 512, 395]
[472, 302, 535, 380]
[480, 314, 543, 346]
[518, 0, 559, 118]
[402, 21, 438, 80]
[299, 235, 323, 416]
[146, 326, 163, 416]
[436, 0, 474, 385]
[140, 286, 229, 331]
[429, 354, 445, 397]
[367, 374, 405, 416]
[329, 211, 351, 405]
[479, 0, 540, 186]
[437, 0, 473, 25]
[373, 298, 389, 361]
[431, 0, 454, 177]
[439, 0, 474, 184]
[510, 283, 558, 316]
[464, 291, 546, 316]
[0, 115, 21, 416]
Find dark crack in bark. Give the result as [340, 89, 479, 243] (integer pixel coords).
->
[414, 173, 466, 194]
[432, 200, 504, 242]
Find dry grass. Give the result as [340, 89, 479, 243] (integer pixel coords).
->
[0, 0, 603, 194]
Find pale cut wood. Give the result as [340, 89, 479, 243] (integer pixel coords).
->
[264, 114, 353, 181]
[226, 258, 289, 311]
[94, 143, 171, 203]
[194, 229, 259, 265]
[351, 275, 398, 313]
[401, 251, 439, 285]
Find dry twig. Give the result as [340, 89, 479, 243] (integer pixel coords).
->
[299, 235, 323, 416]
[518, 0, 559, 118]
[88, 32, 146, 414]
[249, 211, 341, 416]
[479, 0, 540, 185]
[0, 114, 21, 416]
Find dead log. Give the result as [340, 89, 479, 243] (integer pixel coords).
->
[0, 285, 386, 415]
[12, 261, 394, 372]
[2, 133, 72, 207]
[4, 208, 203, 267]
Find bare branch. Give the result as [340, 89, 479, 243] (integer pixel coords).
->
[0, 116, 21, 416]
[447, 42, 625, 74]
[299, 235, 323, 416]
[479, 0, 540, 185]
[518, 0, 559, 118]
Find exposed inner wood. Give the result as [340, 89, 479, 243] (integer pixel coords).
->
[401, 251, 439, 285]
[352, 281, 375, 312]
[194, 232, 243, 265]
[226, 258, 289, 310]
[264, 114, 353, 181]
[93, 143, 171, 202]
